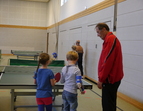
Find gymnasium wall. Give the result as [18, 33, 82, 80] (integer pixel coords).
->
[46, 0, 60, 26]
[60, 0, 105, 21]
[0, 0, 143, 109]
[0, 0, 47, 26]
[0, 0, 48, 53]
[47, 0, 143, 108]
[0, 27, 47, 54]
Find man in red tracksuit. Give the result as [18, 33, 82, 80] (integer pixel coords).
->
[95, 23, 124, 111]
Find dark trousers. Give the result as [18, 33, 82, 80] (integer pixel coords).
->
[77, 53, 83, 76]
[102, 81, 121, 111]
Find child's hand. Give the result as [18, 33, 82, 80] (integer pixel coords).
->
[79, 87, 86, 94]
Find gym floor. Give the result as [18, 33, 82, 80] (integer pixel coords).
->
[0, 55, 142, 111]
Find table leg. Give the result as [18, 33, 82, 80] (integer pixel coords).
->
[34, 56, 38, 60]
[10, 89, 14, 111]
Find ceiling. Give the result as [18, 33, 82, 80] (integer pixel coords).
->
[19, 0, 50, 2]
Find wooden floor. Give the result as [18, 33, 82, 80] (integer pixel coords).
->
[0, 55, 142, 111]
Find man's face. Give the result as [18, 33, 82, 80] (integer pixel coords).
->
[76, 42, 80, 45]
[96, 27, 105, 40]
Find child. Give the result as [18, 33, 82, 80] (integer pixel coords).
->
[71, 45, 78, 66]
[52, 52, 58, 60]
[71, 45, 76, 51]
[33, 53, 56, 111]
[60, 51, 85, 111]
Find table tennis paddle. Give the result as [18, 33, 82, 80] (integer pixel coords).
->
[54, 72, 61, 82]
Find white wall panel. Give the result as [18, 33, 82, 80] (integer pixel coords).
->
[116, 0, 143, 103]
[122, 41, 143, 56]
[118, 0, 143, 15]
[118, 10, 143, 28]
[123, 54, 143, 71]
[81, 32, 88, 41]
[117, 25, 143, 41]
[87, 8, 114, 24]
[119, 81, 143, 103]
[124, 67, 143, 88]
[85, 49, 96, 78]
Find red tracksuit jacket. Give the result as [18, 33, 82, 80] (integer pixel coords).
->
[98, 32, 124, 84]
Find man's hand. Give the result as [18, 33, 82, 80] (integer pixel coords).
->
[97, 81, 103, 89]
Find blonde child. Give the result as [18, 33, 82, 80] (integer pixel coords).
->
[71, 45, 76, 51]
[60, 51, 85, 111]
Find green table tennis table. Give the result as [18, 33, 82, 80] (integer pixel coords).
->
[11, 50, 43, 60]
[9, 59, 65, 67]
[0, 66, 92, 111]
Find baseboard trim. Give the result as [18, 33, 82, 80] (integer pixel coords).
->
[84, 75, 98, 84]
[117, 92, 143, 110]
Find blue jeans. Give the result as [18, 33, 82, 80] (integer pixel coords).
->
[62, 90, 78, 111]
